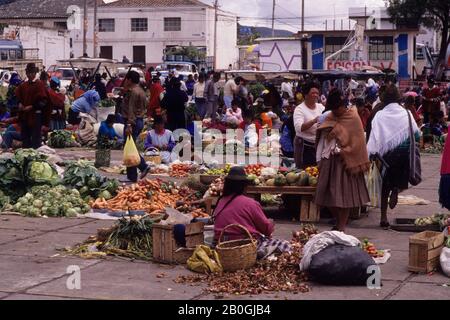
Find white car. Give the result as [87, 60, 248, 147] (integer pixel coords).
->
[47, 65, 79, 89]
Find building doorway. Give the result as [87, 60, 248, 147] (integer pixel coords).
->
[133, 46, 146, 64]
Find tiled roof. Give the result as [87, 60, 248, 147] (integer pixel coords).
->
[0, 0, 211, 20]
[100, 0, 210, 8]
[0, 0, 99, 19]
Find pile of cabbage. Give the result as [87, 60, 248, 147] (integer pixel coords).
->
[12, 185, 91, 217]
[0, 149, 60, 201]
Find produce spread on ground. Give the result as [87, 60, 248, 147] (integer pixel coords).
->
[2, 149, 450, 296]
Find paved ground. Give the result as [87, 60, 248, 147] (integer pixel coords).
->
[0, 152, 450, 300]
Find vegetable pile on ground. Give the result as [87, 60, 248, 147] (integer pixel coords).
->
[90, 178, 206, 215]
[361, 238, 384, 258]
[169, 163, 196, 178]
[12, 185, 90, 217]
[175, 224, 318, 296]
[48, 130, 81, 148]
[415, 213, 450, 228]
[260, 194, 282, 206]
[64, 215, 164, 260]
[63, 160, 120, 202]
[0, 149, 60, 203]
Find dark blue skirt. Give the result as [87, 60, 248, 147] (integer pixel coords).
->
[439, 174, 450, 211]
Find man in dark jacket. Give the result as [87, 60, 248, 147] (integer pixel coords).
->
[15, 63, 50, 149]
[122, 71, 149, 182]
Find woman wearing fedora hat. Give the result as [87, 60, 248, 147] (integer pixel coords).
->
[212, 166, 291, 259]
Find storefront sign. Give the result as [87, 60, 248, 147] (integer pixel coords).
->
[326, 60, 395, 71]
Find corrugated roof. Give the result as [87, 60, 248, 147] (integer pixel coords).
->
[100, 0, 210, 8]
[0, 0, 99, 19]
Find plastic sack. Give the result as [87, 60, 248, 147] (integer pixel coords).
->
[308, 244, 377, 286]
[367, 161, 382, 208]
[187, 245, 223, 274]
[159, 208, 192, 225]
[123, 136, 141, 167]
[441, 247, 450, 277]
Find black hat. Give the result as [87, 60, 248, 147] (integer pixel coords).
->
[25, 63, 37, 73]
[105, 114, 116, 124]
[225, 166, 248, 181]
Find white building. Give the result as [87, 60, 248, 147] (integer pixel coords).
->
[73, 0, 238, 70]
[0, 0, 93, 67]
[2, 25, 71, 68]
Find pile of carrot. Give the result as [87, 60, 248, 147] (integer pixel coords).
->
[190, 208, 210, 219]
[169, 164, 192, 177]
[90, 179, 209, 218]
[90, 179, 183, 214]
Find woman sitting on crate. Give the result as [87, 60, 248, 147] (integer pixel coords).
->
[144, 115, 176, 164]
[212, 166, 291, 259]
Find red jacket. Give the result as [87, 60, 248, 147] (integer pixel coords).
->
[15, 80, 50, 127]
[148, 82, 164, 116]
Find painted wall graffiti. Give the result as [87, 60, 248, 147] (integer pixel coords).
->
[259, 41, 302, 71]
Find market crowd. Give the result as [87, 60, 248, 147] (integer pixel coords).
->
[1, 62, 450, 232]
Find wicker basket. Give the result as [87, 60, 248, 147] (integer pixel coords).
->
[216, 224, 257, 272]
[144, 155, 162, 165]
[94, 149, 111, 168]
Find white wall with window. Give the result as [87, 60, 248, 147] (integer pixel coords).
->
[71, 5, 238, 69]
[3, 25, 70, 67]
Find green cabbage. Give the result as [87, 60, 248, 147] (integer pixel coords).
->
[27, 161, 59, 184]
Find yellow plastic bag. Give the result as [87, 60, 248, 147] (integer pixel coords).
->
[187, 245, 223, 274]
[123, 136, 141, 167]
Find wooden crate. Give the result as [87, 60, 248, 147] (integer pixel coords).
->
[408, 231, 444, 273]
[152, 222, 205, 264]
[204, 196, 219, 215]
[300, 195, 320, 223]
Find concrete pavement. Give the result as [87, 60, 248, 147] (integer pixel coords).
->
[0, 152, 450, 300]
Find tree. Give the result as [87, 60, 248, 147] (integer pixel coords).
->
[385, 0, 450, 79]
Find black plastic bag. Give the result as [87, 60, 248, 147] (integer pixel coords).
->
[308, 244, 377, 286]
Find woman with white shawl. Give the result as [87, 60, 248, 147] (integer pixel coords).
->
[367, 84, 421, 228]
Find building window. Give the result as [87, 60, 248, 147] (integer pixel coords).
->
[131, 18, 148, 32]
[99, 19, 115, 32]
[325, 37, 350, 61]
[54, 21, 67, 30]
[369, 36, 394, 60]
[164, 17, 181, 31]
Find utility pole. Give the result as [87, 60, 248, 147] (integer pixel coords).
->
[271, 0, 275, 37]
[83, 0, 87, 56]
[93, 0, 98, 58]
[213, 0, 218, 70]
[301, 0, 304, 32]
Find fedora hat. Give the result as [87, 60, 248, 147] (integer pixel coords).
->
[225, 166, 249, 181]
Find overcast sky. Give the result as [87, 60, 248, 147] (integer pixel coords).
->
[201, 0, 386, 31]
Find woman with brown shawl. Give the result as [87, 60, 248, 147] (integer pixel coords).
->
[315, 88, 370, 231]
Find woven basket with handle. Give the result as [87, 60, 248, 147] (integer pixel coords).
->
[216, 224, 257, 272]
